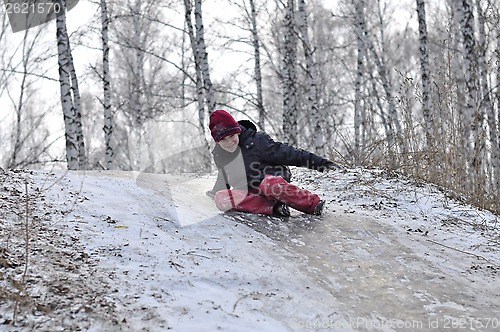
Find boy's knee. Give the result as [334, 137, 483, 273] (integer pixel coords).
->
[214, 190, 233, 210]
[260, 175, 287, 196]
[214, 189, 247, 211]
[262, 174, 287, 185]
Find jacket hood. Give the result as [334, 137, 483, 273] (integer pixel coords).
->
[238, 119, 257, 132]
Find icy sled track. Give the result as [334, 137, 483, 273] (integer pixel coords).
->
[8, 169, 498, 331]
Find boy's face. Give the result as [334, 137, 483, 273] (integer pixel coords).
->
[219, 134, 239, 153]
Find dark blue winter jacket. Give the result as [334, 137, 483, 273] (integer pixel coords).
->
[210, 120, 333, 194]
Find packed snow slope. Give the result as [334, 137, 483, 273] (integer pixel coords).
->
[0, 167, 498, 331]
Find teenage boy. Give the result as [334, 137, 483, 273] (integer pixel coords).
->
[208, 109, 337, 217]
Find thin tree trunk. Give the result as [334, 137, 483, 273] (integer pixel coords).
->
[132, 1, 144, 129]
[248, 0, 265, 130]
[68, 48, 86, 169]
[130, 0, 145, 170]
[184, 0, 204, 132]
[297, 0, 323, 153]
[56, 1, 78, 170]
[185, 0, 211, 171]
[194, 0, 216, 114]
[369, 75, 396, 167]
[459, 0, 482, 192]
[56, 0, 85, 169]
[445, 0, 468, 190]
[181, 18, 187, 103]
[353, 0, 366, 165]
[495, 14, 500, 198]
[475, 0, 493, 112]
[9, 29, 31, 168]
[101, 0, 113, 170]
[416, 0, 434, 151]
[476, 0, 496, 193]
[282, 0, 298, 146]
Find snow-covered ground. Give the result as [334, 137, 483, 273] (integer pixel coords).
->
[0, 167, 498, 331]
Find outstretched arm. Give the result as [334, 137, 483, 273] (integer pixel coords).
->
[257, 132, 337, 171]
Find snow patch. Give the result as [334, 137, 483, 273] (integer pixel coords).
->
[0, 167, 498, 331]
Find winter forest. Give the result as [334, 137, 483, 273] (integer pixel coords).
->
[0, 0, 499, 214]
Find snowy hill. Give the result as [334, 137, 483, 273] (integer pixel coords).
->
[0, 168, 498, 331]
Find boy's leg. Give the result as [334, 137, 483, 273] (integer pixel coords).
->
[214, 189, 275, 215]
[259, 175, 321, 214]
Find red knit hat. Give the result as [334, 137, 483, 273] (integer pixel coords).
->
[209, 110, 242, 142]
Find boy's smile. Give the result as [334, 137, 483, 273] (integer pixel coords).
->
[219, 134, 240, 153]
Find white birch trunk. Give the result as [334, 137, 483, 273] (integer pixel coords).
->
[445, 0, 468, 186]
[459, 0, 481, 191]
[185, 0, 211, 170]
[248, 0, 265, 130]
[476, 0, 496, 193]
[184, 0, 205, 134]
[416, 0, 434, 150]
[282, 0, 298, 146]
[68, 44, 86, 169]
[353, 0, 366, 164]
[194, 0, 216, 113]
[56, 0, 78, 170]
[101, 0, 113, 169]
[297, 0, 323, 153]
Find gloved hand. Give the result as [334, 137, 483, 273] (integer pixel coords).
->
[319, 161, 341, 172]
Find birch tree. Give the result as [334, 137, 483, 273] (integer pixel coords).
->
[194, 0, 216, 114]
[69, 46, 86, 169]
[248, 0, 266, 130]
[416, 0, 434, 151]
[282, 0, 298, 146]
[458, 0, 482, 192]
[297, 0, 323, 153]
[476, 0, 496, 193]
[100, 0, 113, 169]
[184, 0, 204, 132]
[56, 0, 85, 170]
[353, 0, 366, 164]
[184, 0, 212, 170]
[129, 1, 145, 129]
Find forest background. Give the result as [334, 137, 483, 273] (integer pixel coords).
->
[0, 0, 498, 214]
